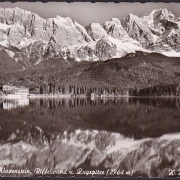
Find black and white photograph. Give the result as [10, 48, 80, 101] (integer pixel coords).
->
[0, 1, 180, 178]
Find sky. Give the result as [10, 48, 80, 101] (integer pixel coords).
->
[0, 2, 180, 26]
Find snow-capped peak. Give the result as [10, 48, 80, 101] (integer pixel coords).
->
[104, 18, 130, 40]
[87, 23, 108, 41]
[0, 7, 180, 67]
[53, 16, 74, 26]
[143, 8, 175, 28]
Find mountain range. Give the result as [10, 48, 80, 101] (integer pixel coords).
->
[0, 7, 180, 71]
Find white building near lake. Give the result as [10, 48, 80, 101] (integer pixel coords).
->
[2, 85, 29, 98]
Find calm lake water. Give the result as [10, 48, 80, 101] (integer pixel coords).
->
[0, 97, 180, 177]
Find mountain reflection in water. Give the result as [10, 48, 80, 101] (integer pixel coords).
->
[0, 97, 180, 177]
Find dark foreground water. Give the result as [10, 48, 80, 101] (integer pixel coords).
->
[0, 97, 180, 177]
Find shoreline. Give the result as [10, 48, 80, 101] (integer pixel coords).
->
[0, 94, 180, 99]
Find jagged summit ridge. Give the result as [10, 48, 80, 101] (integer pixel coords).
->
[0, 7, 180, 69]
[0, 7, 87, 47]
[123, 13, 158, 46]
[86, 23, 108, 40]
[103, 18, 129, 40]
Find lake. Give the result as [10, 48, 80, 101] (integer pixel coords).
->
[0, 97, 180, 177]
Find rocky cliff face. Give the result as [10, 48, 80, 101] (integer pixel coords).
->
[123, 13, 157, 47]
[87, 23, 108, 41]
[122, 8, 180, 55]
[0, 7, 87, 47]
[0, 7, 180, 70]
[104, 18, 129, 40]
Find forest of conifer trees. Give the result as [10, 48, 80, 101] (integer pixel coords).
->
[30, 83, 130, 96]
[27, 82, 180, 97]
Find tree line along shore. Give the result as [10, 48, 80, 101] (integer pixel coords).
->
[0, 83, 180, 98]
